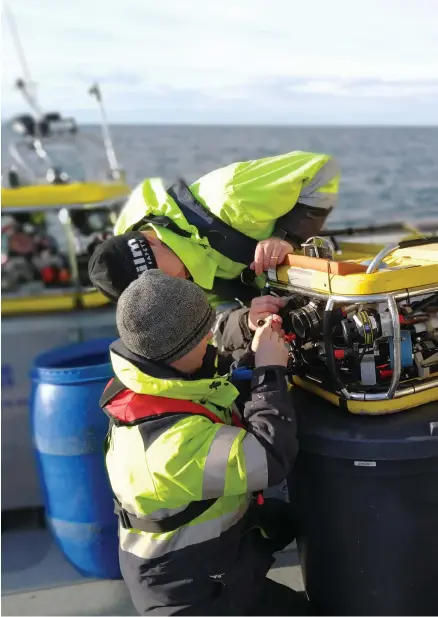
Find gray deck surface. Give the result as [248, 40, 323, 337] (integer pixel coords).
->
[1, 528, 304, 616]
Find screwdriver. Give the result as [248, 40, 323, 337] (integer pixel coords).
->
[256, 312, 296, 344]
[256, 295, 296, 327]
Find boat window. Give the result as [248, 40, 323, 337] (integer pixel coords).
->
[1, 204, 121, 297]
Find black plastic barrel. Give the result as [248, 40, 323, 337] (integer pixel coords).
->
[288, 389, 438, 616]
[31, 338, 121, 579]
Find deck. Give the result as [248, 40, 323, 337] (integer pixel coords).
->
[1, 518, 303, 616]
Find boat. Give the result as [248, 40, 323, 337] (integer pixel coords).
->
[2, 11, 438, 615]
[2, 147, 438, 617]
[2, 89, 437, 510]
[1, 21, 130, 510]
[3, 225, 437, 617]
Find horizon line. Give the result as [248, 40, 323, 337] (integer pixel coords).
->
[2, 120, 438, 128]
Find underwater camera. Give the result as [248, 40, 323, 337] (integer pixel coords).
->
[267, 236, 438, 414]
[279, 297, 322, 342]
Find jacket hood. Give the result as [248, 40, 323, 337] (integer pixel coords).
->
[110, 340, 239, 409]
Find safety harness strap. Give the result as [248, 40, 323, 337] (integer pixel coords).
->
[113, 496, 218, 534]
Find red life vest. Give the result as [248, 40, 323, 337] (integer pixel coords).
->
[100, 377, 245, 429]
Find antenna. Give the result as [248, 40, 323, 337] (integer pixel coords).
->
[4, 3, 43, 116]
[89, 82, 122, 180]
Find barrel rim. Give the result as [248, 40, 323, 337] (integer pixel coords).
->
[32, 337, 115, 380]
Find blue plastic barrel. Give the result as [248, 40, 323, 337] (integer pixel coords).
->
[31, 338, 121, 579]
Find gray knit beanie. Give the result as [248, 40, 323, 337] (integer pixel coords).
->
[116, 270, 215, 363]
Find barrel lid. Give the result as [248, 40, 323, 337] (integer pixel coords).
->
[32, 337, 115, 385]
[292, 389, 438, 460]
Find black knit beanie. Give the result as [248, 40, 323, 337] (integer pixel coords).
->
[88, 231, 158, 302]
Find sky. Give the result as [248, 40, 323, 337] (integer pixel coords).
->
[1, 0, 438, 125]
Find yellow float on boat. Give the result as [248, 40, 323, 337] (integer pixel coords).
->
[2, 182, 130, 209]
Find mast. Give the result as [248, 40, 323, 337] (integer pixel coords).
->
[89, 83, 123, 180]
[3, 3, 43, 117]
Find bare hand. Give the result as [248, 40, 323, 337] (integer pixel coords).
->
[250, 238, 294, 277]
[251, 316, 289, 368]
[248, 295, 286, 331]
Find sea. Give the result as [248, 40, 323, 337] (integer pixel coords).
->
[2, 124, 438, 227]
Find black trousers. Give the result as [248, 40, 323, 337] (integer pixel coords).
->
[249, 578, 311, 616]
[125, 498, 310, 616]
[245, 498, 311, 616]
[247, 496, 298, 553]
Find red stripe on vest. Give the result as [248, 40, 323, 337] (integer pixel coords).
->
[104, 379, 244, 428]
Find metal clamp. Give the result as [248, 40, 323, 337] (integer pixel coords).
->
[302, 236, 336, 260]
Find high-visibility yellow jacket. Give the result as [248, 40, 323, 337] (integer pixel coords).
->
[115, 151, 339, 295]
[114, 151, 340, 356]
[102, 340, 298, 615]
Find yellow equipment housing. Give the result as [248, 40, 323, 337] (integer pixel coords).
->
[267, 238, 438, 414]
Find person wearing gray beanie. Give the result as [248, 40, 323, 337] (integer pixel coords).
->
[116, 270, 215, 367]
[101, 271, 308, 616]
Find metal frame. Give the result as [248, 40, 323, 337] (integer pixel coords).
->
[8, 131, 121, 186]
[366, 242, 400, 274]
[4, 5, 123, 185]
[267, 279, 438, 402]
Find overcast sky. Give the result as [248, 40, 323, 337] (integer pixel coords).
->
[2, 0, 438, 124]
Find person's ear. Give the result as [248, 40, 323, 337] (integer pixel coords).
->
[141, 230, 160, 246]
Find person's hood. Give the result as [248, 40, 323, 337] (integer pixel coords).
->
[109, 339, 239, 408]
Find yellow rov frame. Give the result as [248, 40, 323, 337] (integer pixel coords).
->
[268, 238, 438, 414]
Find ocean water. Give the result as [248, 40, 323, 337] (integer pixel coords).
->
[2, 125, 438, 227]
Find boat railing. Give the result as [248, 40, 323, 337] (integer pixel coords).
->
[6, 129, 122, 187]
